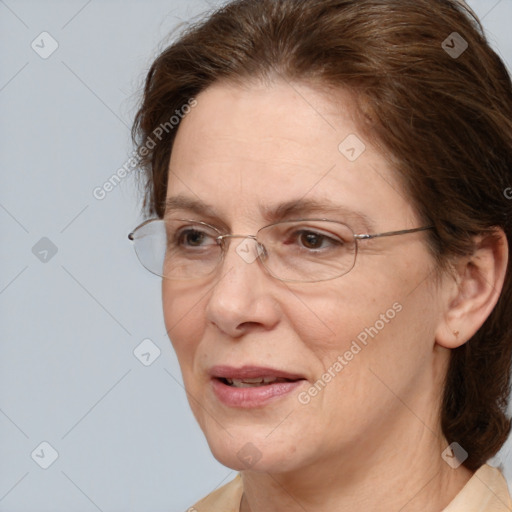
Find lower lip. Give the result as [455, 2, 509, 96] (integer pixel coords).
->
[211, 378, 304, 408]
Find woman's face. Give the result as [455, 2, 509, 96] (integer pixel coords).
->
[163, 80, 447, 474]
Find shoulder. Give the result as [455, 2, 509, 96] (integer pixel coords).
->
[188, 474, 243, 512]
[443, 464, 512, 512]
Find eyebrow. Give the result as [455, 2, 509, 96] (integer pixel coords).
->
[164, 195, 375, 232]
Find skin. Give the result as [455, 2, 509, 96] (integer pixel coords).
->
[162, 79, 508, 511]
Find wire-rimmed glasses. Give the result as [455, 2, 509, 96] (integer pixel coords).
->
[128, 218, 434, 283]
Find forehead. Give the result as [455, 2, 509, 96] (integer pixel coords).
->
[166, 80, 418, 230]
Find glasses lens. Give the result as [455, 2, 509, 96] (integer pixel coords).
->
[132, 220, 222, 279]
[258, 220, 356, 282]
[131, 219, 356, 282]
[131, 220, 167, 277]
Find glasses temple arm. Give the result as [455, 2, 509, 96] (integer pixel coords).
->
[354, 226, 434, 240]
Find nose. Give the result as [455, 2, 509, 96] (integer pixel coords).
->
[205, 236, 280, 338]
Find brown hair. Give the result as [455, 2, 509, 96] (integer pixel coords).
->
[132, 0, 512, 471]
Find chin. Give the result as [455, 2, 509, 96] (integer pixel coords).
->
[203, 426, 303, 473]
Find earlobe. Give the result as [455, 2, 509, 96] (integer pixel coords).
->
[435, 229, 509, 349]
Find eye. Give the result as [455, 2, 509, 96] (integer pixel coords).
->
[165, 222, 220, 250]
[178, 228, 212, 247]
[290, 229, 343, 250]
[298, 231, 327, 249]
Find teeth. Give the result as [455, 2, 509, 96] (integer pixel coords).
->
[232, 379, 261, 388]
[241, 377, 267, 384]
[224, 377, 287, 387]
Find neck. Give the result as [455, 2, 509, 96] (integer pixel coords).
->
[239, 418, 473, 512]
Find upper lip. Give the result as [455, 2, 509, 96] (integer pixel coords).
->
[209, 365, 305, 381]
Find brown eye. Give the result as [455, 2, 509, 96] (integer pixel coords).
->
[294, 230, 342, 250]
[170, 225, 218, 250]
[299, 232, 324, 249]
[180, 229, 208, 247]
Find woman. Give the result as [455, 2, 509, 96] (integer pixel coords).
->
[128, 0, 512, 510]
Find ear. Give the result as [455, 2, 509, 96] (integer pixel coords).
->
[436, 228, 509, 349]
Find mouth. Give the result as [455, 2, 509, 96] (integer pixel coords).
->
[209, 366, 306, 408]
[220, 376, 298, 388]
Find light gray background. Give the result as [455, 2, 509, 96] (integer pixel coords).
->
[1, 1, 511, 511]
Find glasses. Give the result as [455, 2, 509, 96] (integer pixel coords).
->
[128, 218, 434, 283]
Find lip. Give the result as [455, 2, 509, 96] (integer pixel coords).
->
[209, 365, 306, 408]
[209, 365, 305, 381]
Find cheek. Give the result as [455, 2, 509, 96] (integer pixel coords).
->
[284, 261, 437, 381]
[287, 297, 434, 440]
[162, 283, 206, 367]
[282, 274, 398, 349]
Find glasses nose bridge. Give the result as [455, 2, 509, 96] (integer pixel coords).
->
[216, 233, 259, 245]
[215, 233, 267, 262]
